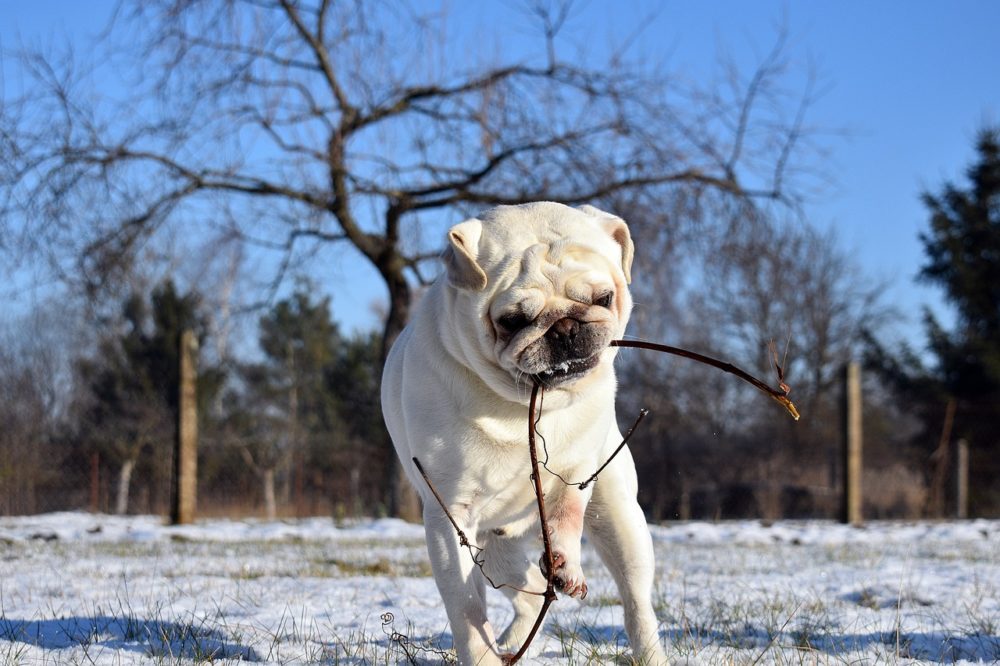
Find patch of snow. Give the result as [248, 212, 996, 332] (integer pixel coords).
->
[1, 513, 997, 664]
[0, 512, 426, 545]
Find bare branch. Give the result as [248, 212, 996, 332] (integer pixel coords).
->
[391, 123, 621, 202]
[524, 0, 576, 70]
[612, 339, 800, 420]
[278, 0, 355, 118]
[402, 168, 778, 214]
[357, 64, 554, 131]
[725, 27, 788, 177]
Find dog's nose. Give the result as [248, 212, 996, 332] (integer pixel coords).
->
[547, 317, 580, 344]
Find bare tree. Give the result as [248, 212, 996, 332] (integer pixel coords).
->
[239, 437, 288, 521]
[0, 318, 58, 514]
[617, 193, 894, 519]
[699, 220, 890, 425]
[2, 1, 820, 518]
[0, 300, 85, 515]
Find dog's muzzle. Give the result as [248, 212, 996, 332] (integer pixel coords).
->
[528, 317, 605, 386]
[531, 354, 602, 385]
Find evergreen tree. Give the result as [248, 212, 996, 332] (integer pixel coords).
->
[919, 129, 1000, 398]
[73, 280, 221, 513]
[227, 281, 347, 517]
[327, 330, 391, 516]
[868, 128, 1000, 516]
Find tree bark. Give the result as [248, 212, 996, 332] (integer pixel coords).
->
[927, 398, 956, 518]
[379, 260, 422, 522]
[263, 467, 277, 521]
[379, 263, 412, 363]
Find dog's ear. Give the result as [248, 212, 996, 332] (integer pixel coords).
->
[577, 205, 634, 284]
[444, 219, 488, 290]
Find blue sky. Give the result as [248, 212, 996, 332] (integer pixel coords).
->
[4, 1, 999, 343]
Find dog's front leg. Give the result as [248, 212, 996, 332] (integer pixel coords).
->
[539, 484, 591, 599]
[423, 505, 503, 665]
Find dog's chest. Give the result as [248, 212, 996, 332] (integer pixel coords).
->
[451, 472, 571, 538]
[456, 410, 604, 531]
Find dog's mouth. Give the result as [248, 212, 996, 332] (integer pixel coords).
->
[529, 354, 602, 386]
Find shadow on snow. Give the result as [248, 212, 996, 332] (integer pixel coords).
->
[554, 623, 1000, 663]
[0, 615, 260, 661]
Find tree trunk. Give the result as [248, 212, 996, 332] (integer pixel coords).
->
[380, 270, 412, 363]
[263, 467, 277, 520]
[927, 398, 956, 518]
[380, 268, 422, 522]
[115, 457, 137, 515]
[89, 451, 100, 512]
[350, 466, 361, 518]
[172, 328, 199, 525]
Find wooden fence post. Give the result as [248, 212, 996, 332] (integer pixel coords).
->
[841, 362, 863, 525]
[956, 438, 969, 519]
[171, 329, 198, 525]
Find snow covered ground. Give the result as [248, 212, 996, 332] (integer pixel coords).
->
[1, 513, 998, 664]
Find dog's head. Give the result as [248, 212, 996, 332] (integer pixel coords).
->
[443, 202, 633, 396]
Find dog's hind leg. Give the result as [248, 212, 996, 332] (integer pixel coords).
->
[478, 529, 546, 655]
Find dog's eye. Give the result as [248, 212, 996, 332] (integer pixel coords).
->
[497, 312, 531, 333]
[593, 291, 614, 308]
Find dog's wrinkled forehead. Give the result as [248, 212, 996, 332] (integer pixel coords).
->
[486, 240, 597, 313]
[475, 203, 618, 282]
[512, 239, 605, 290]
[444, 202, 633, 294]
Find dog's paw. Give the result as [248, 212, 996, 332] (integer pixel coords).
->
[538, 551, 588, 599]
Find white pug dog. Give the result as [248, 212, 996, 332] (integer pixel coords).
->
[381, 202, 666, 665]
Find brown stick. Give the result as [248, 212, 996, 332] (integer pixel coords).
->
[927, 397, 956, 517]
[506, 381, 558, 665]
[611, 339, 800, 420]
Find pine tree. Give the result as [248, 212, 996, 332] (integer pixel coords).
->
[226, 283, 386, 517]
[73, 280, 221, 513]
[869, 128, 1000, 516]
[919, 129, 1000, 399]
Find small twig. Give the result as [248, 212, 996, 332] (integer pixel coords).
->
[412, 385, 557, 665]
[578, 409, 649, 490]
[611, 339, 801, 420]
[768, 338, 792, 396]
[381, 612, 454, 665]
[412, 457, 544, 596]
[533, 386, 650, 489]
[412, 457, 471, 548]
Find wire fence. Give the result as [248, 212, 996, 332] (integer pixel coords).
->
[0, 434, 393, 520]
[0, 413, 969, 522]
